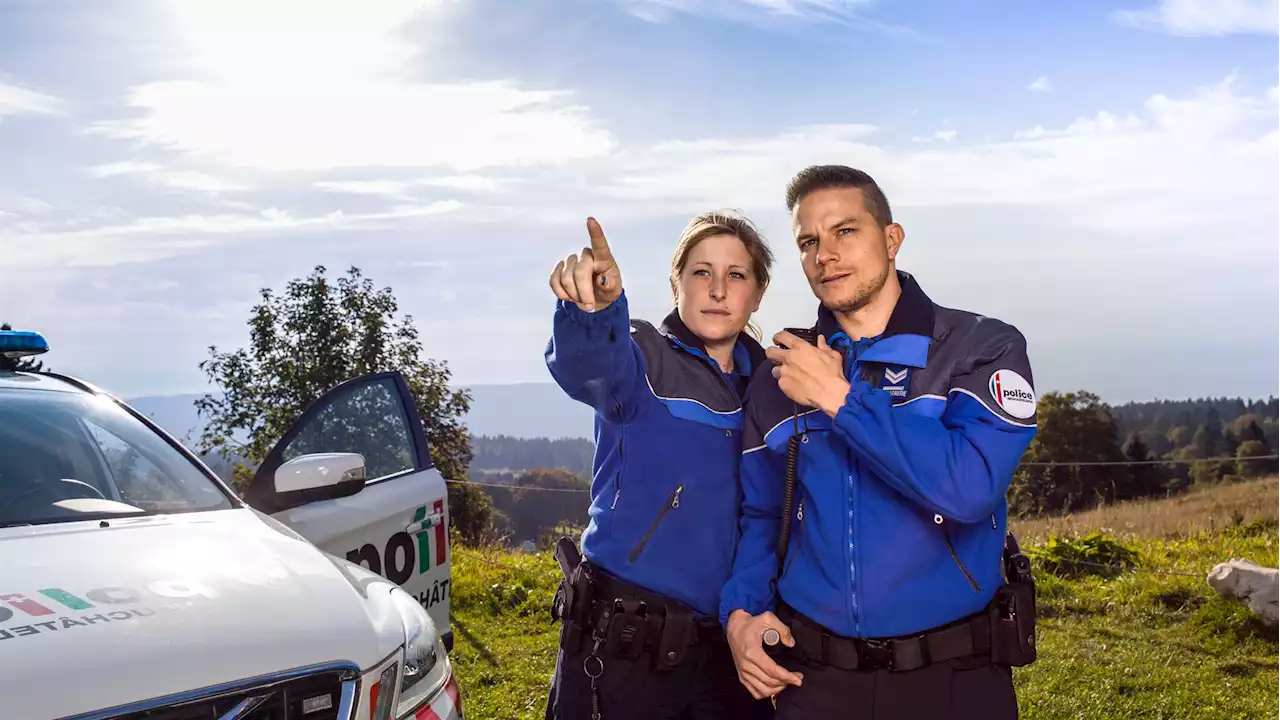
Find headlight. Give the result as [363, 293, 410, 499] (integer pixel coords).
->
[389, 587, 450, 719]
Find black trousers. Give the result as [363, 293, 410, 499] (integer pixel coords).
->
[544, 623, 774, 720]
[772, 649, 1019, 719]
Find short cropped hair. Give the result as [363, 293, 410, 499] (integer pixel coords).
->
[784, 165, 893, 228]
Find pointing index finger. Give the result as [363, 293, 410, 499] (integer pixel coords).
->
[586, 217, 612, 258]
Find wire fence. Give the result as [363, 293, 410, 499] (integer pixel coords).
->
[450, 454, 1280, 493]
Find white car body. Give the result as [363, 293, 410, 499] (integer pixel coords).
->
[0, 363, 462, 720]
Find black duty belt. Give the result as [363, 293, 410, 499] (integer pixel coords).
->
[778, 601, 992, 673]
[570, 564, 723, 670]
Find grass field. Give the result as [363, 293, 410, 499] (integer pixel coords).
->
[446, 478, 1279, 719]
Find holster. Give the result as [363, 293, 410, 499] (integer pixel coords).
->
[989, 532, 1037, 667]
[551, 537, 596, 651]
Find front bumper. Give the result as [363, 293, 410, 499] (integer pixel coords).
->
[61, 657, 462, 720]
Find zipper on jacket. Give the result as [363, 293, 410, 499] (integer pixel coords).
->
[781, 499, 805, 579]
[628, 484, 683, 563]
[935, 514, 981, 592]
[612, 401, 624, 510]
[702, 354, 743, 408]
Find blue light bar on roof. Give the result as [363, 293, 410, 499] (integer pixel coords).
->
[0, 330, 49, 358]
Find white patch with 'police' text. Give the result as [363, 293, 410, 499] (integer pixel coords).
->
[988, 369, 1036, 419]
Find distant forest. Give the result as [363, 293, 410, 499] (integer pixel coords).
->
[1110, 397, 1278, 457]
[467, 395, 1279, 546]
[469, 435, 594, 480]
[472, 396, 1278, 483]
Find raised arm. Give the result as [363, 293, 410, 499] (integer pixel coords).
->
[544, 217, 648, 424]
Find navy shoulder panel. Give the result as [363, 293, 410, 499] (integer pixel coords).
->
[910, 306, 1027, 396]
[628, 318, 665, 377]
[914, 305, 1036, 425]
[629, 318, 747, 429]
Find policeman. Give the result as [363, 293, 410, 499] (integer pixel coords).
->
[720, 165, 1039, 720]
[543, 213, 777, 720]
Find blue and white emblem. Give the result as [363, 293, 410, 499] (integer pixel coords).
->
[883, 365, 910, 398]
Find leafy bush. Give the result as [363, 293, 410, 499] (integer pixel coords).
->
[1030, 533, 1140, 578]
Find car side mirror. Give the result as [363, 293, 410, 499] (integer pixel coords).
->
[272, 452, 367, 504]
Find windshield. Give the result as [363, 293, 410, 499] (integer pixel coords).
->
[0, 387, 235, 527]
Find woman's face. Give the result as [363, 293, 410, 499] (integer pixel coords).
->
[675, 233, 764, 347]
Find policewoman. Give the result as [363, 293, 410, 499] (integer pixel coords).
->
[721, 165, 1039, 720]
[543, 212, 777, 720]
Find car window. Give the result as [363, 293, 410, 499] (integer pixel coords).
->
[279, 377, 417, 481]
[82, 420, 200, 510]
[0, 388, 234, 527]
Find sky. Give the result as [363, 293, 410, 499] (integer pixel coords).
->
[0, 0, 1277, 405]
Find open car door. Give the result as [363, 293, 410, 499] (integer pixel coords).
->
[244, 371, 452, 649]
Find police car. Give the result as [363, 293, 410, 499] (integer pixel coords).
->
[0, 329, 462, 720]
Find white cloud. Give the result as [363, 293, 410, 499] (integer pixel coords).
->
[1113, 0, 1278, 36]
[1, 201, 463, 269]
[614, 0, 919, 36]
[17, 73, 1277, 269]
[87, 0, 615, 173]
[87, 161, 250, 194]
[0, 195, 55, 218]
[315, 175, 506, 200]
[0, 81, 66, 118]
[912, 129, 957, 143]
[620, 0, 875, 22]
[581, 74, 1277, 235]
[314, 180, 419, 200]
[1029, 76, 1052, 93]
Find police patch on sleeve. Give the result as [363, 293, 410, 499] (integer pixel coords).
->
[988, 369, 1036, 419]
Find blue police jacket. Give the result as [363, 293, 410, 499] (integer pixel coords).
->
[719, 271, 1039, 639]
[545, 289, 766, 618]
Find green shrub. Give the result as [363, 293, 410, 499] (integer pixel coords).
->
[1030, 533, 1140, 579]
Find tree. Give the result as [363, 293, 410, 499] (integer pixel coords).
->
[1235, 419, 1269, 448]
[1121, 431, 1165, 499]
[0, 323, 46, 372]
[1166, 425, 1192, 450]
[195, 265, 492, 543]
[1236, 440, 1277, 478]
[509, 468, 590, 546]
[448, 482, 495, 546]
[1009, 390, 1127, 516]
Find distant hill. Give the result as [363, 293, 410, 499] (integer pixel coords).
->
[125, 382, 594, 445]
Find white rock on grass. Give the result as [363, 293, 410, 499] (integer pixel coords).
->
[1206, 559, 1279, 627]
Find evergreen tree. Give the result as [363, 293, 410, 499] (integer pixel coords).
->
[1122, 431, 1164, 498]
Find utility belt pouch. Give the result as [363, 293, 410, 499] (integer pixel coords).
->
[990, 532, 1037, 667]
[605, 598, 649, 660]
[653, 606, 696, 671]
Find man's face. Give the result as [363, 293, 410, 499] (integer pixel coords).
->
[790, 186, 902, 314]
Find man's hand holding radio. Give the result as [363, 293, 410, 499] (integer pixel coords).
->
[766, 331, 850, 417]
